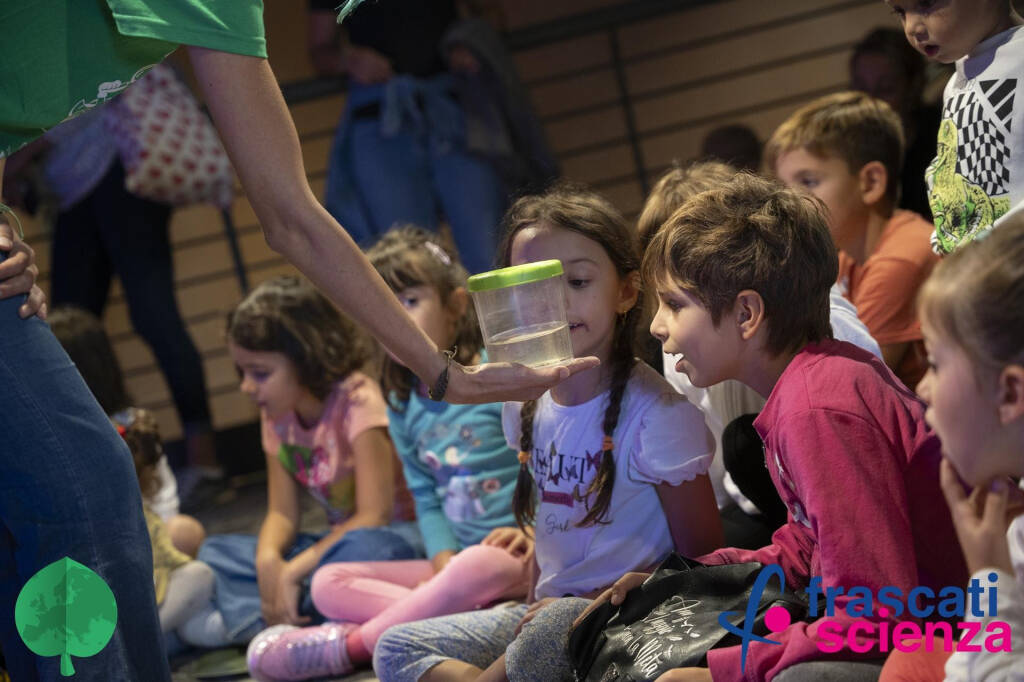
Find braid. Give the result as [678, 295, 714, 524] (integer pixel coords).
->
[574, 309, 638, 527]
[513, 399, 540, 529]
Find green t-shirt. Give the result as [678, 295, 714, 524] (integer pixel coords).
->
[0, 0, 266, 158]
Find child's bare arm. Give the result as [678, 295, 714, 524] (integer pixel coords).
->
[656, 475, 723, 558]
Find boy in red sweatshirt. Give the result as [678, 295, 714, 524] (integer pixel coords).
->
[638, 173, 966, 681]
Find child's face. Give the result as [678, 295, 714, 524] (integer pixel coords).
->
[396, 284, 460, 358]
[508, 223, 636, 363]
[917, 322, 1015, 486]
[649, 278, 742, 388]
[775, 148, 867, 253]
[885, 0, 1012, 63]
[228, 342, 310, 419]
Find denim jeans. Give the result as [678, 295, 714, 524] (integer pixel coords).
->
[197, 522, 424, 643]
[323, 80, 507, 274]
[0, 289, 169, 680]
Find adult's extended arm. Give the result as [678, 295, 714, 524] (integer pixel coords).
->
[187, 48, 596, 403]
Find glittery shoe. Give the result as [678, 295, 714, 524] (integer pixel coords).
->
[246, 622, 356, 682]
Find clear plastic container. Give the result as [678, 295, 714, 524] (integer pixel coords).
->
[467, 259, 573, 368]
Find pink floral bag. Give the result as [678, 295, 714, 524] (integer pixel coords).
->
[105, 64, 234, 208]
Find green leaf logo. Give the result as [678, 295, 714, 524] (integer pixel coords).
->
[14, 557, 118, 676]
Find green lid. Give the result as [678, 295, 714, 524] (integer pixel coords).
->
[466, 260, 564, 292]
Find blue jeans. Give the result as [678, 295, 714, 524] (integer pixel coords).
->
[197, 522, 424, 643]
[324, 81, 507, 274]
[0, 290, 168, 680]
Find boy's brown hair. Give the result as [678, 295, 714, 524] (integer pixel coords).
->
[764, 91, 905, 206]
[643, 172, 837, 356]
[637, 160, 738, 251]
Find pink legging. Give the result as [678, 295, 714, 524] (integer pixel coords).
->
[310, 543, 530, 661]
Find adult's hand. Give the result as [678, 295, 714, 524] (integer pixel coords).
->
[0, 221, 46, 319]
[445, 357, 600, 404]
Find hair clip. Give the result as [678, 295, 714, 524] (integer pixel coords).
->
[602, 436, 614, 452]
[424, 241, 452, 267]
[517, 450, 530, 464]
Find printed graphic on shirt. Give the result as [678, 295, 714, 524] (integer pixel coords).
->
[419, 425, 502, 523]
[928, 82, 1015, 253]
[278, 443, 355, 523]
[530, 440, 603, 512]
[67, 65, 159, 120]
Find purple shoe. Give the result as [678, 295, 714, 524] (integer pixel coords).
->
[246, 622, 356, 682]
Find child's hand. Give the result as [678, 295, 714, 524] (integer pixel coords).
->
[481, 526, 534, 563]
[274, 563, 312, 626]
[514, 596, 557, 635]
[572, 571, 650, 628]
[940, 458, 1022, 575]
[655, 669, 712, 682]
[256, 555, 286, 625]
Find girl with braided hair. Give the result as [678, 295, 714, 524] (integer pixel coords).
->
[373, 185, 724, 682]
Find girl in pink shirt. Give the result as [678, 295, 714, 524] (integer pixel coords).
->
[187, 276, 420, 649]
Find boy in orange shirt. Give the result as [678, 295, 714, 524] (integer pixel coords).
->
[768, 91, 937, 390]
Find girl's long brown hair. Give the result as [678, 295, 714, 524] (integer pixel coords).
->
[366, 225, 483, 408]
[497, 184, 641, 529]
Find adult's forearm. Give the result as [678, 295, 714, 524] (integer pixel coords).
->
[187, 48, 446, 384]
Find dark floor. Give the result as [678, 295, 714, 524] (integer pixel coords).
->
[171, 470, 379, 682]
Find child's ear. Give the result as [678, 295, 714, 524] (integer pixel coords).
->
[858, 161, 889, 206]
[617, 271, 641, 314]
[997, 364, 1024, 426]
[734, 289, 767, 341]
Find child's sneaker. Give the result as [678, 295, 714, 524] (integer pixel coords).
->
[246, 622, 356, 682]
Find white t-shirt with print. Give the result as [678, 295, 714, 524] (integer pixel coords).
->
[503, 362, 714, 599]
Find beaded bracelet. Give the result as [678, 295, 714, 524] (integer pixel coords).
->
[426, 347, 457, 401]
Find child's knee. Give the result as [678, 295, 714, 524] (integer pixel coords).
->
[506, 597, 590, 682]
[167, 514, 206, 558]
[437, 544, 521, 591]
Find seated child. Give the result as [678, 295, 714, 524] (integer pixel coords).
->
[192, 276, 421, 648]
[244, 227, 530, 680]
[507, 173, 966, 682]
[113, 407, 216, 642]
[373, 185, 723, 682]
[879, 215, 1024, 680]
[638, 160, 881, 546]
[768, 91, 938, 390]
[48, 305, 206, 557]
